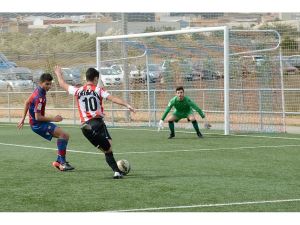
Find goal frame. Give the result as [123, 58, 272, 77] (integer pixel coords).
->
[96, 26, 230, 134]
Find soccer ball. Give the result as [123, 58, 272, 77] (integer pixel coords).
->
[117, 159, 131, 175]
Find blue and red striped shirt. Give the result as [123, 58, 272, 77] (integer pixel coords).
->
[28, 86, 46, 126]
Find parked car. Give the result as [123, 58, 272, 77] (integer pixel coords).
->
[0, 73, 34, 91]
[99, 67, 123, 86]
[129, 64, 146, 82]
[144, 64, 163, 83]
[282, 61, 299, 75]
[0, 53, 17, 69]
[161, 59, 194, 81]
[241, 55, 265, 66]
[288, 55, 300, 69]
[0, 53, 31, 77]
[239, 55, 266, 76]
[111, 64, 124, 75]
[200, 69, 222, 80]
[61, 67, 82, 85]
[0, 79, 12, 91]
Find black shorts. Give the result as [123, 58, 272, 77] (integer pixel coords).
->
[81, 118, 112, 149]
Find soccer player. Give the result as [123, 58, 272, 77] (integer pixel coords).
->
[54, 65, 136, 179]
[17, 73, 74, 171]
[158, 86, 209, 139]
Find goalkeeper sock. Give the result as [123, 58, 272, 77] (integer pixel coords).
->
[168, 121, 175, 135]
[105, 152, 120, 172]
[192, 120, 200, 134]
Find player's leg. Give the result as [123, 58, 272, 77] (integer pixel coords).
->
[81, 118, 123, 178]
[187, 114, 203, 138]
[102, 140, 124, 179]
[167, 114, 177, 139]
[31, 122, 74, 171]
[100, 127, 124, 178]
[52, 126, 75, 171]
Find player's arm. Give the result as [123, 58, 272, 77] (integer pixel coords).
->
[161, 99, 174, 121]
[106, 95, 136, 113]
[157, 100, 174, 130]
[33, 97, 63, 123]
[188, 97, 211, 129]
[35, 113, 63, 122]
[54, 65, 70, 92]
[35, 112, 63, 122]
[17, 96, 31, 129]
[188, 98, 205, 118]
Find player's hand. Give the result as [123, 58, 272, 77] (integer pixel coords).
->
[127, 104, 136, 113]
[158, 119, 164, 131]
[17, 119, 25, 129]
[204, 121, 212, 129]
[54, 65, 63, 77]
[53, 115, 63, 122]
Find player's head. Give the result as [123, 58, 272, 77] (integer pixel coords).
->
[39, 73, 53, 91]
[86, 68, 99, 84]
[176, 86, 184, 100]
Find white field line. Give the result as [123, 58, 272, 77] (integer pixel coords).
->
[112, 198, 300, 212]
[0, 142, 299, 156]
[2, 123, 300, 141]
[106, 127, 300, 141]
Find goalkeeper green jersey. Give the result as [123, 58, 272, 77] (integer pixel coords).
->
[161, 96, 205, 120]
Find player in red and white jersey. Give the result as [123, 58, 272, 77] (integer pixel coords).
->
[69, 83, 109, 123]
[54, 65, 136, 179]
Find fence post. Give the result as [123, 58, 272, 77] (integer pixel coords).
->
[111, 90, 115, 127]
[73, 94, 76, 125]
[8, 92, 11, 122]
[153, 89, 157, 126]
[259, 90, 263, 132]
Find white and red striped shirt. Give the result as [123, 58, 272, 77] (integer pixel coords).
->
[68, 84, 110, 123]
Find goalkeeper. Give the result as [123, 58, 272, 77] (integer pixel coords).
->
[158, 86, 209, 139]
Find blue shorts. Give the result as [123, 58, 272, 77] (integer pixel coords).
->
[31, 122, 57, 141]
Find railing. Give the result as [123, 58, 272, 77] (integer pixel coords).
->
[1, 88, 299, 131]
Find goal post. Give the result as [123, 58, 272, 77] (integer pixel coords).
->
[96, 26, 285, 135]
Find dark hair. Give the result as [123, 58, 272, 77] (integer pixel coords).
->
[86, 68, 99, 82]
[176, 86, 184, 92]
[39, 73, 53, 83]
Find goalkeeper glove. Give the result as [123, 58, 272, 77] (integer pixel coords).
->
[204, 121, 212, 129]
[157, 120, 164, 131]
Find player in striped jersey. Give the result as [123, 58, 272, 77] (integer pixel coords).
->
[54, 65, 136, 179]
[17, 73, 74, 171]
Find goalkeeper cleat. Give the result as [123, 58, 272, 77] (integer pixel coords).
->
[197, 132, 203, 138]
[52, 161, 75, 171]
[113, 171, 123, 179]
[168, 133, 175, 139]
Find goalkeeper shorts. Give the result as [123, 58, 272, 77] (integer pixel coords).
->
[172, 111, 193, 122]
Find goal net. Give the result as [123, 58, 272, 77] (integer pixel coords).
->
[96, 27, 285, 134]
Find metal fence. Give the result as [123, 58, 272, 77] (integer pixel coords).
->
[1, 88, 300, 133]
